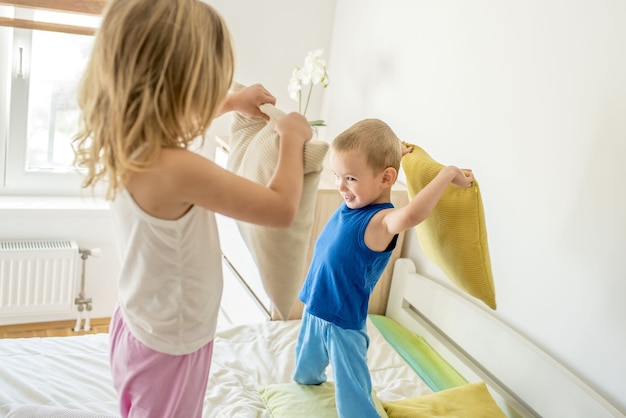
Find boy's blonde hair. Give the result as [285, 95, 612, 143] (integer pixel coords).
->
[332, 119, 402, 172]
[73, 0, 235, 199]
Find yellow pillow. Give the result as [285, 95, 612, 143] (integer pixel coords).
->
[258, 382, 388, 418]
[228, 83, 329, 320]
[383, 382, 506, 418]
[401, 143, 496, 309]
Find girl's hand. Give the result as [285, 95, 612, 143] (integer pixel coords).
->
[274, 112, 313, 145]
[225, 84, 276, 121]
[445, 166, 474, 188]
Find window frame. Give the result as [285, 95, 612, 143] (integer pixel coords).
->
[0, 1, 103, 196]
[0, 1, 106, 17]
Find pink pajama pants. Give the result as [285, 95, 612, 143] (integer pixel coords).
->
[109, 305, 214, 418]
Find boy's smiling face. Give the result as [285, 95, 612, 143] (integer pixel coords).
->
[330, 149, 388, 209]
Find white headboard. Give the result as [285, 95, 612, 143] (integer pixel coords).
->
[386, 258, 623, 418]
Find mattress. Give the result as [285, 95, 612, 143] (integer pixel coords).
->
[0, 316, 438, 417]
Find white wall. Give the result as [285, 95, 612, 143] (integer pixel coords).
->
[0, 20, 10, 182]
[322, 0, 626, 413]
[204, 0, 337, 141]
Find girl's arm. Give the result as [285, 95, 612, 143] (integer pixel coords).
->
[126, 85, 310, 226]
[219, 84, 276, 121]
[151, 112, 312, 227]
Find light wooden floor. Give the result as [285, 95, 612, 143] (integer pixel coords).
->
[0, 317, 110, 339]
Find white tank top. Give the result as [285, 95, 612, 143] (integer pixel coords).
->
[110, 189, 223, 355]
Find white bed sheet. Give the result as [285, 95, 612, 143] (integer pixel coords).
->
[0, 318, 433, 417]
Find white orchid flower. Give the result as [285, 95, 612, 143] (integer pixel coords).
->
[287, 49, 329, 126]
[288, 67, 303, 102]
[304, 49, 328, 86]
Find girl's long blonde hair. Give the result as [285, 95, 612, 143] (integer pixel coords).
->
[73, 0, 235, 200]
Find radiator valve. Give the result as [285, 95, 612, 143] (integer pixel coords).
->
[73, 247, 100, 332]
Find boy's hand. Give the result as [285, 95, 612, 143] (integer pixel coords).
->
[445, 166, 474, 188]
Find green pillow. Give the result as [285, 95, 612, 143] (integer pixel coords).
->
[382, 382, 506, 418]
[401, 143, 496, 310]
[369, 314, 467, 392]
[258, 382, 388, 417]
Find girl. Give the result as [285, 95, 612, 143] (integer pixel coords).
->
[73, 0, 312, 416]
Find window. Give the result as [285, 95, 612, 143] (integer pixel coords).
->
[0, 3, 102, 196]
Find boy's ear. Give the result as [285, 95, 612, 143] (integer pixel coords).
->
[380, 167, 398, 188]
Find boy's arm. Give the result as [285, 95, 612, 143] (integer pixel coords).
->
[382, 166, 473, 235]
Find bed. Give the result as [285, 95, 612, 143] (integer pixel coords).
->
[0, 317, 432, 417]
[0, 314, 441, 417]
[0, 258, 622, 418]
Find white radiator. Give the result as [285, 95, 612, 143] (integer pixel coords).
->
[0, 240, 80, 319]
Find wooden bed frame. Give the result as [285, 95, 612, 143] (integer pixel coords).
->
[386, 258, 623, 418]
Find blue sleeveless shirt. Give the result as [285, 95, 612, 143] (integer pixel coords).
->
[298, 202, 398, 330]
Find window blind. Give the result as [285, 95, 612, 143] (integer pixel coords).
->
[0, 0, 106, 35]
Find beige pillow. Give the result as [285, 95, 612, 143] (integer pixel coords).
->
[401, 143, 496, 310]
[227, 84, 328, 320]
[382, 382, 506, 418]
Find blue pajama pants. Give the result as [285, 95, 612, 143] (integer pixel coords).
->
[292, 311, 379, 418]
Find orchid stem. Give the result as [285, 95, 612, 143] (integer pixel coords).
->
[298, 90, 302, 114]
[303, 84, 313, 117]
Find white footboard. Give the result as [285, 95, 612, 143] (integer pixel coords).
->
[386, 258, 623, 418]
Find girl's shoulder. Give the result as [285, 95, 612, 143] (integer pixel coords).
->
[126, 148, 210, 219]
[157, 147, 218, 178]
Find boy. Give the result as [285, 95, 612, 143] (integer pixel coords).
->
[293, 119, 473, 417]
